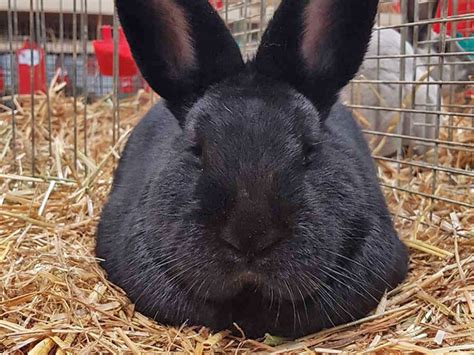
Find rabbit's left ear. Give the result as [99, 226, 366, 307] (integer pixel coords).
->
[116, 0, 244, 122]
[256, 0, 379, 113]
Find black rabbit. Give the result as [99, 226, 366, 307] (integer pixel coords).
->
[97, 0, 409, 338]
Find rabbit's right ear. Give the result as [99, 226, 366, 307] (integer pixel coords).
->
[116, 0, 244, 121]
[255, 0, 379, 114]
[407, 0, 439, 42]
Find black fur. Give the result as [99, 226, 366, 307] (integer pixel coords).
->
[256, 0, 379, 113]
[97, 0, 408, 338]
[116, 0, 244, 123]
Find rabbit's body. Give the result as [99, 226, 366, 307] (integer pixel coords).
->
[98, 0, 408, 338]
[99, 86, 406, 337]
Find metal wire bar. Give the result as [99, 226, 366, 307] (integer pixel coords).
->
[363, 130, 474, 150]
[417, 60, 473, 67]
[224, 0, 230, 26]
[430, 124, 474, 132]
[374, 9, 383, 139]
[365, 51, 474, 60]
[226, 12, 263, 26]
[242, 0, 249, 57]
[374, 155, 474, 178]
[347, 104, 474, 119]
[396, 0, 408, 186]
[112, 6, 120, 146]
[376, 13, 474, 31]
[230, 27, 265, 38]
[72, 0, 78, 172]
[440, 103, 474, 109]
[98, 0, 103, 96]
[59, 0, 64, 73]
[259, 0, 266, 39]
[448, 0, 459, 141]
[419, 35, 474, 45]
[381, 183, 473, 209]
[7, 0, 17, 168]
[40, 0, 52, 156]
[81, 0, 89, 174]
[29, 0, 36, 175]
[410, 0, 420, 162]
[352, 79, 473, 85]
[35, 0, 40, 50]
[403, 122, 474, 134]
[430, 0, 448, 219]
[13, 0, 18, 38]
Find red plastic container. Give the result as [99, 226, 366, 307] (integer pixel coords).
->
[209, 0, 223, 10]
[16, 40, 46, 95]
[393, 0, 473, 37]
[433, 0, 474, 37]
[93, 26, 138, 77]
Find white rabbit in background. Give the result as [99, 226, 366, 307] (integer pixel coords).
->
[341, 0, 473, 157]
[340, 28, 439, 157]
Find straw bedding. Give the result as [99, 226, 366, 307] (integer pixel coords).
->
[0, 82, 473, 354]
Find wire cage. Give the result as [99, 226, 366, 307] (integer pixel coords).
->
[344, 0, 473, 213]
[0, 0, 472, 209]
[0, 0, 473, 353]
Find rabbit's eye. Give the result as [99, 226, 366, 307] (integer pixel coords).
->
[190, 145, 203, 158]
[303, 144, 315, 167]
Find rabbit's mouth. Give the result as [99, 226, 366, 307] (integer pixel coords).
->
[217, 269, 321, 302]
[225, 271, 262, 293]
[203, 270, 267, 300]
[235, 271, 261, 287]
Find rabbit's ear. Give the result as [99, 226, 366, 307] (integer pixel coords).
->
[407, 0, 439, 43]
[255, 0, 379, 113]
[116, 0, 244, 119]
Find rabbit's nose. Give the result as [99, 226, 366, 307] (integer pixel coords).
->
[220, 226, 283, 256]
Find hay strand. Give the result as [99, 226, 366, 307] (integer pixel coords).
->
[0, 85, 473, 353]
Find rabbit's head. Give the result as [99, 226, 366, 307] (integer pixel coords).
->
[112, 0, 407, 337]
